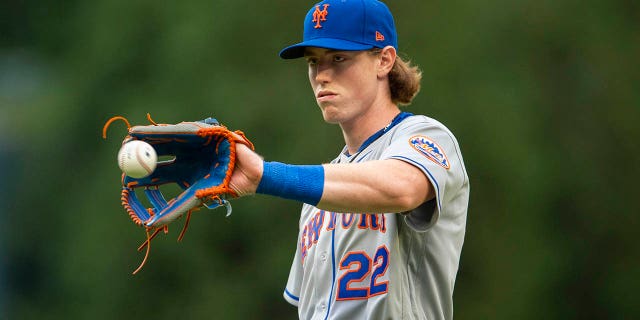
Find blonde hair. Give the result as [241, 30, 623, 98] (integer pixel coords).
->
[370, 49, 422, 105]
[389, 55, 422, 106]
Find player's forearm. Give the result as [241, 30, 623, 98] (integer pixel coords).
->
[317, 160, 432, 213]
[253, 158, 432, 213]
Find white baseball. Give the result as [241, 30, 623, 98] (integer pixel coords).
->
[117, 140, 157, 178]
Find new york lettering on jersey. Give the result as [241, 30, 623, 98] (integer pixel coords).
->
[300, 210, 387, 264]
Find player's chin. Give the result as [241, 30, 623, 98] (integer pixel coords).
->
[319, 105, 342, 124]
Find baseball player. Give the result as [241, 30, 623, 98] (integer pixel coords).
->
[229, 0, 469, 319]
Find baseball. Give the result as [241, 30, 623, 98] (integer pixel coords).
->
[117, 140, 157, 178]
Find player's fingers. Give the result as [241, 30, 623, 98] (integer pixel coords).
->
[231, 131, 255, 150]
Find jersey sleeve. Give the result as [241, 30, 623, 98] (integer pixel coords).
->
[380, 116, 468, 231]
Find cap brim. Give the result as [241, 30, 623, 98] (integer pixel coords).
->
[279, 38, 375, 59]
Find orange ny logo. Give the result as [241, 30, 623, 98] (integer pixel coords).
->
[312, 4, 330, 29]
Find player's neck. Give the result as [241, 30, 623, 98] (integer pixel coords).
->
[340, 104, 401, 155]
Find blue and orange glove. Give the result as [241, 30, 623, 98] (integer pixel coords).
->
[103, 114, 253, 274]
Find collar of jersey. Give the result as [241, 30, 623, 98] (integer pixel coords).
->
[345, 111, 413, 157]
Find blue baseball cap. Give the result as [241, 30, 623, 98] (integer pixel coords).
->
[279, 0, 398, 59]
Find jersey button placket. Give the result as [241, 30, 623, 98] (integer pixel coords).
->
[320, 251, 328, 262]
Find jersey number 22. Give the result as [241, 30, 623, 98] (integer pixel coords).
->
[337, 245, 389, 300]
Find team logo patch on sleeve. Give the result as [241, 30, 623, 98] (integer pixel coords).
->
[409, 135, 450, 169]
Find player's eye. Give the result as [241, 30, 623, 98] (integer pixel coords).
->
[305, 57, 318, 65]
[333, 55, 346, 62]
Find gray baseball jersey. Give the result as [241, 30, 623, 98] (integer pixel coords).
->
[283, 113, 469, 320]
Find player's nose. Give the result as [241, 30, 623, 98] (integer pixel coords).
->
[313, 63, 332, 83]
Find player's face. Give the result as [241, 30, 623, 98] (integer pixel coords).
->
[304, 47, 382, 125]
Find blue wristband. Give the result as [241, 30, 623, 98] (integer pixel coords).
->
[256, 161, 325, 206]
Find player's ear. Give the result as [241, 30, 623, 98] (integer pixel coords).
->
[377, 46, 396, 78]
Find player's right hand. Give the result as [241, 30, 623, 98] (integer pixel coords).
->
[229, 134, 264, 197]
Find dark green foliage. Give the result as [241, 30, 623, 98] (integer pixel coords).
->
[1, 0, 638, 319]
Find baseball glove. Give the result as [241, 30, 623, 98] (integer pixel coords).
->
[103, 114, 253, 274]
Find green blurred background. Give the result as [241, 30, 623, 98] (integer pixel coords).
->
[1, 0, 638, 319]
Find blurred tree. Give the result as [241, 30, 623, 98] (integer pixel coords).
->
[1, 0, 638, 319]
